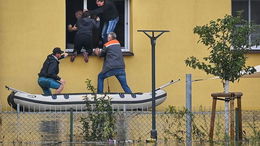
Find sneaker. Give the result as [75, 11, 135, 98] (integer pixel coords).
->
[83, 52, 89, 63]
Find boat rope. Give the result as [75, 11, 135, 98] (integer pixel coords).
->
[155, 79, 181, 91]
[192, 77, 219, 82]
[5, 86, 29, 94]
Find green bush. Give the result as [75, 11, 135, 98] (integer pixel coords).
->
[81, 79, 116, 141]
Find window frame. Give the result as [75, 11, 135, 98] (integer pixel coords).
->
[232, 0, 260, 51]
[248, 0, 260, 50]
[122, 0, 130, 52]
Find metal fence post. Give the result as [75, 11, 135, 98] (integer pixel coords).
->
[123, 104, 127, 141]
[16, 104, 20, 113]
[16, 104, 20, 142]
[70, 108, 74, 143]
[186, 74, 192, 145]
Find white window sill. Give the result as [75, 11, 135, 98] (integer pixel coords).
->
[248, 46, 260, 53]
[250, 46, 260, 50]
[65, 48, 134, 56]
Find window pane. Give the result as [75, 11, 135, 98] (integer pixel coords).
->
[251, 0, 260, 46]
[114, 0, 125, 47]
[251, 0, 260, 24]
[232, 0, 248, 21]
[251, 25, 260, 45]
[232, 0, 260, 49]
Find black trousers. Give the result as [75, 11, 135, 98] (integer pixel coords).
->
[74, 33, 93, 55]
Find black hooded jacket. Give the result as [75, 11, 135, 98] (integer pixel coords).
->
[38, 54, 64, 81]
[76, 17, 100, 35]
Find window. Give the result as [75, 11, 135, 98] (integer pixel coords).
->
[232, 0, 260, 50]
[65, 0, 130, 53]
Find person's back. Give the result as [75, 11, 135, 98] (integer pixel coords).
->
[39, 55, 60, 80]
[101, 39, 125, 73]
[94, 32, 132, 94]
[76, 17, 99, 35]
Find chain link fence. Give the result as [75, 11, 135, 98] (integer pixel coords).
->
[0, 107, 260, 144]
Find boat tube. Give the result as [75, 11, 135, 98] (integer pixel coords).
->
[6, 79, 180, 111]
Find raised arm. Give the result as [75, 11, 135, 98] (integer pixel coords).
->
[92, 18, 100, 29]
[89, 7, 105, 16]
[58, 53, 68, 60]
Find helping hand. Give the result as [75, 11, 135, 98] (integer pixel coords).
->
[68, 24, 73, 31]
[72, 25, 78, 31]
[96, 17, 100, 22]
[94, 48, 101, 56]
[63, 53, 69, 58]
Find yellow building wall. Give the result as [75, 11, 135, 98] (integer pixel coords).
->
[0, 0, 259, 111]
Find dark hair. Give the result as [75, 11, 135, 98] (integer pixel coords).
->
[82, 11, 98, 19]
[52, 47, 64, 55]
[97, 0, 105, 2]
[74, 10, 82, 14]
[82, 11, 91, 18]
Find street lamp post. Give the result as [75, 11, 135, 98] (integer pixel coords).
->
[138, 30, 169, 140]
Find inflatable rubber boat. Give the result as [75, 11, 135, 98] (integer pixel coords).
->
[6, 79, 180, 111]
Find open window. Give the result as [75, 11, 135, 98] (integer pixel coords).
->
[232, 0, 260, 51]
[66, 0, 131, 53]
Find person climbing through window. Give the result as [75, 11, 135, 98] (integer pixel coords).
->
[38, 47, 68, 96]
[90, 0, 119, 43]
[94, 32, 132, 93]
[70, 11, 100, 63]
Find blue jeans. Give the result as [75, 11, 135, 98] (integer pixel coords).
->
[38, 77, 61, 96]
[102, 17, 119, 42]
[97, 68, 132, 94]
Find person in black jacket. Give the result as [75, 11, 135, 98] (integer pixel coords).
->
[94, 32, 132, 93]
[70, 11, 100, 63]
[67, 10, 83, 43]
[67, 10, 83, 33]
[38, 47, 67, 95]
[90, 0, 119, 43]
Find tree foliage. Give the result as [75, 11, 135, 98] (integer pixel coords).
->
[185, 15, 256, 82]
[81, 79, 116, 141]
